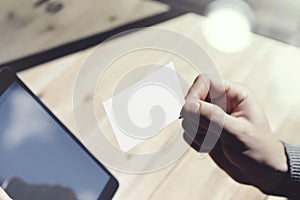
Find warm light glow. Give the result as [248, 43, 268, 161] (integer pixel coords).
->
[203, 1, 253, 53]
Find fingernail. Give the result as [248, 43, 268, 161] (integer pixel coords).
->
[187, 101, 200, 113]
[180, 101, 200, 119]
[179, 102, 200, 119]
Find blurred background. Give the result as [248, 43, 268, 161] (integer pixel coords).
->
[1, 1, 300, 200]
[1, 0, 300, 70]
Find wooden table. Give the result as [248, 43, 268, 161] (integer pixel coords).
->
[18, 13, 300, 200]
[0, 0, 169, 66]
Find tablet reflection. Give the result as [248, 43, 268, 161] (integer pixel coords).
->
[2, 177, 77, 200]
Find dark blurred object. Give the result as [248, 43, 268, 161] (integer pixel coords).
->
[5, 178, 77, 200]
[156, 0, 211, 13]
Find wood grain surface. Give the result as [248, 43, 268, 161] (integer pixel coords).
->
[0, 0, 168, 64]
[16, 13, 299, 200]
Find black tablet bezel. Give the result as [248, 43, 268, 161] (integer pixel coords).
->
[0, 67, 119, 200]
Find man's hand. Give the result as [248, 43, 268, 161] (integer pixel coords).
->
[181, 75, 288, 193]
[0, 188, 12, 200]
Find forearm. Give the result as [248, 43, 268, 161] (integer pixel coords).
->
[266, 143, 300, 199]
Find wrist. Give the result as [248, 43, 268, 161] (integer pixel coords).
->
[262, 142, 300, 198]
[260, 141, 289, 194]
[275, 141, 289, 173]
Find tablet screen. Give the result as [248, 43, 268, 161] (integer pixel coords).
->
[0, 81, 111, 200]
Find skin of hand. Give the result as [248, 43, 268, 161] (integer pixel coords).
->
[181, 75, 288, 193]
[0, 188, 12, 200]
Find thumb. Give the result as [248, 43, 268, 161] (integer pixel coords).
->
[182, 100, 237, 132]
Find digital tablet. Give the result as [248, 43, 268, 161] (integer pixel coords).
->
[0, 68, 118, 200]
